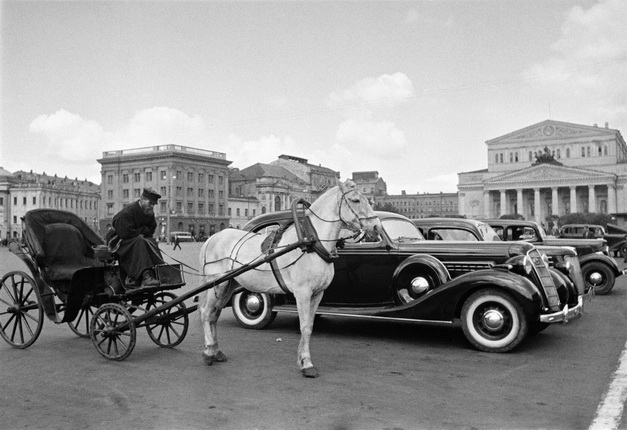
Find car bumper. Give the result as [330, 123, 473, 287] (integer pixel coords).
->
[539, 294, 585, 324]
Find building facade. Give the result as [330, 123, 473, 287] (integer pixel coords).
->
[458, 120, 627, 225]
[0, 168, 100, 240]
[352, 171, 387, 201]
[228, 195, 260, 229]
[378, 191, 459, 219]
[230, 156, 339, 215]
[98, 145, 232, 240]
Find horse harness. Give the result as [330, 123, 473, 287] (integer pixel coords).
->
[261, 199, 338, 294]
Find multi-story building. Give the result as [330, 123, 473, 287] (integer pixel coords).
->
[229, 163, 310, 214]
[0, 168, 100, 240]
[97, 145, 232, 241]
[378, 191, 459, 219]
[458, 120, 627, 225]
[270, 154, 339, 199]
[228, 195, 260, 229]
[352, 171, 387, 201]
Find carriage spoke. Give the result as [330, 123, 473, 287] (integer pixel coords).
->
[145, 292, 189, 349]
[90, 303, 136, 361]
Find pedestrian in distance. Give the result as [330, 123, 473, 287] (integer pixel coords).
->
[173, 234, 181, 250]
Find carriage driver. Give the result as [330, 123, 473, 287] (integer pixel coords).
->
[111, 188, 165, 289]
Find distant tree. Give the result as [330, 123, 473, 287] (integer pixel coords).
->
[500, 213, 525, 220]
[373, 202, 400, 214]
[557, 213, 614, 228]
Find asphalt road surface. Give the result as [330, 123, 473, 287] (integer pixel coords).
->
[1, 242, 627, 430]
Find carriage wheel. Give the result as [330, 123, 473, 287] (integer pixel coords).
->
[0, 271, 44, 349]
[68, 303, 96, 338]
[90, 303, 136, 361]
[145, 292, 189, 348]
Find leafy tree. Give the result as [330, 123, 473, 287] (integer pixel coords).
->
[557, 212, 615, 228]
[500, 213, 524, 220]
[373, 201, 400, 214]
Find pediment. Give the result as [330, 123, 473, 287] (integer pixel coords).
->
[487, 120, 615, 144]
[484, 164, 614, 188]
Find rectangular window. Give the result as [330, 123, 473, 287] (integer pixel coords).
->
[107, 190, 113, 199]
[160, 186, 166, 196]
[187, 172, 194, 181]
[134, 188, 141, 198]
[160, 171, 166, 180]
[198, 203, 204, 214]
[146, 171, 153, 182]
[123, 174, 129, 183]
[244, 209, 248, 217]
[219, 190, 224, 199]
[23, 197, 27, 205]
[176, 187, 182, 197]
[107, 203, 114, 215]
[134, 173, 141, 182]
[160, 201, 166, 213]
[198, 188, 204, 197]
[208, 189, 214, 198]
[236, 208, 240, 216]
[176, 202, 182, 212]
[198, 173, 204, 182]
[209, 204, 214, 215]
[0, 197, 3, 206]
[107, 175, 113, 184]
[208, 174, 214, 183]
[187, 188, 194, 197]
[253, 209, 256, 217]
[228, 207, 232, 216]
[123, 189, 129, 199]
[32, 197, 36, 205]
[218, 176, 224, 185]
[218, 205, 224, 216]
[187, 202, 194, 213]
[176, 170, 182, 179]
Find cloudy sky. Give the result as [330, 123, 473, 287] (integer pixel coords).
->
[1, 0, 625, 194]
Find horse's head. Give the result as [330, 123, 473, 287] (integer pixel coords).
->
[337, 180, 381, 241]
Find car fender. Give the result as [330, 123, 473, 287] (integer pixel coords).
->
[391, 254, 451, 287]
[579, 253, 622, 276]
[383, 269, 544, 322]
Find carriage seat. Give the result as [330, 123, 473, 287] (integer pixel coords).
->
[42, 223, 103, 281]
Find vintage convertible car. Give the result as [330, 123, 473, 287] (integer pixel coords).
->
[486, 219, 626, 295]
[232, 211, 584, 353]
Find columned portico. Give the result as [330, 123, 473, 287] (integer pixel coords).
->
[533, 188, 541, 223]
[500, 190, 507, 217]
[570, 186, 578, 213]
[517, 189, 523, 216]
[551, 187, 558, 216]
[588, 185, 596, 213]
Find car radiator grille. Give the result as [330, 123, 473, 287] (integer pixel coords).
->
[444, 262, 492, 273]
[529, 249, 560, 310]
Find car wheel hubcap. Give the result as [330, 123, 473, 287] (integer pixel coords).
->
[245, 294, 262, 313]
[588, 272, 603, 285]
[481, 309, 505, 331]
[410, 277, 430, 295]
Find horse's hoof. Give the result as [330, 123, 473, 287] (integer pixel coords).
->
[301, 366, 319, 378]
[202, 351, 227, 366]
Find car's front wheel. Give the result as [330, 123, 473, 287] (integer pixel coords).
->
[582, 262, 615, 295]
[231, 291, 277, 329]
[461, 289, 528, 353]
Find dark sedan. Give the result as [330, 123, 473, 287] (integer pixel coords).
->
[231, 211, 584, 353]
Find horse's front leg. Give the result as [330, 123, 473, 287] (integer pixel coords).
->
[295, 289, 325, 378]
[198, 280, 235, 365]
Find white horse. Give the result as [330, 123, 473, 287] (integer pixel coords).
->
[198, 180, 380, 377]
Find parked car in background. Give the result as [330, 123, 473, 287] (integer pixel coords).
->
[233, 211, 584, 353]
[169, 231, 194, 242]
[487, 219, 626, 295]
[559, 224, 627, 258]
[414, 217, 585, 292]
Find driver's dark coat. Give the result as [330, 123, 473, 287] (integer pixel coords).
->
[112, 201, 163, 279]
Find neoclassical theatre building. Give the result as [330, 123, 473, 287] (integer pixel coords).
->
[458, 120, 627, 225]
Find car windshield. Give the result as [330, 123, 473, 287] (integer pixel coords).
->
[477, 223, 501, 241]
[383, 219, 425, 242]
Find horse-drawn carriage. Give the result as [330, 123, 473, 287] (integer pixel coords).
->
[0, 209, 189, 360]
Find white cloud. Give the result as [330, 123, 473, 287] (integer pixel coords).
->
[336, 118, 407, 159]
[121, 107, 207, 148]
[29, 109, 105, 162]
[227, 134, 298, 169]
[327, 73, 415, 110]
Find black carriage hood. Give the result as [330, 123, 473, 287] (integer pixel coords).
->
[23, 209, 105, 258]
